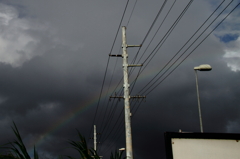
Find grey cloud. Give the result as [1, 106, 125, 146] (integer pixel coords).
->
[0, 1, 240, 159]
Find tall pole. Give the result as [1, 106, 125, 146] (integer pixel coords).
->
[122, 26, 133, 159]
[194, 70, 203, 133]
[94, 125, 97, 152]
[109, 26, 144, 159]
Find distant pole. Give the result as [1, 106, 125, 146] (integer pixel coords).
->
[92, 125, 103, 158]
[94, 125, 97, 152]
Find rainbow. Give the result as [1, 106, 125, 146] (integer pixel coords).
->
[28, 84, 120, 151]
[28, 58, 195, 152]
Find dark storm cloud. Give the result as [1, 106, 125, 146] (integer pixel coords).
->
[0, 0, 240, 159]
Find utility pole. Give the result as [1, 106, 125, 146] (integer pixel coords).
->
[94, 125, 97, 152]
[91, 125, 103, 158]
[110, 26, 145, 159]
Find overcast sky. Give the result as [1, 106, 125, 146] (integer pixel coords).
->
[0, 0, 240, 159]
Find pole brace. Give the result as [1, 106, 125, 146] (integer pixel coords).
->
[109, 54, 122, 57]
[128, 64, 143, 67]
[127, 44, 142, 47]
[109, 95, 146, 101]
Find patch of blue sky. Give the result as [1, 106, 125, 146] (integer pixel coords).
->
[0, 1, 28, 19]
[216, 33, 239, 43]
[211, 0, 240, 43]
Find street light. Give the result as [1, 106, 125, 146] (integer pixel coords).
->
[119, 148, 126, 151]
[194, 64, 212, 133]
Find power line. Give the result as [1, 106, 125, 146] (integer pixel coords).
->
[126, 0, 138, 27]
[130, 0, 177, 94]
[128, 0, 194, 105]
[131, 0, 238, 121]
[138, 0, 227, 95]
[129, 0, 168, 73]
[98, 0, 194, 151]
[94, 0, 240, 155]
[96, 0, 141, 146]
[139, 0, 194, 72]
[109, 0, 170, 104]
[116, 3, 240, 150]
[143, 0, 239, 96]
[97, 1, 170, 150]
[88, 0, 130, 140]
[98, 0, 141, 136]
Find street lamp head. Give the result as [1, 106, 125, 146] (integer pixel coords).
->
[194, 64, 212, 71]
[119, 148, 125, 151]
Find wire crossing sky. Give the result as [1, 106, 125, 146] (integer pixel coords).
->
[92, 0, 240, 156]
[0, 0, 240, 159]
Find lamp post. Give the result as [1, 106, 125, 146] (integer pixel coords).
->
[194, 64, 212, 133]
